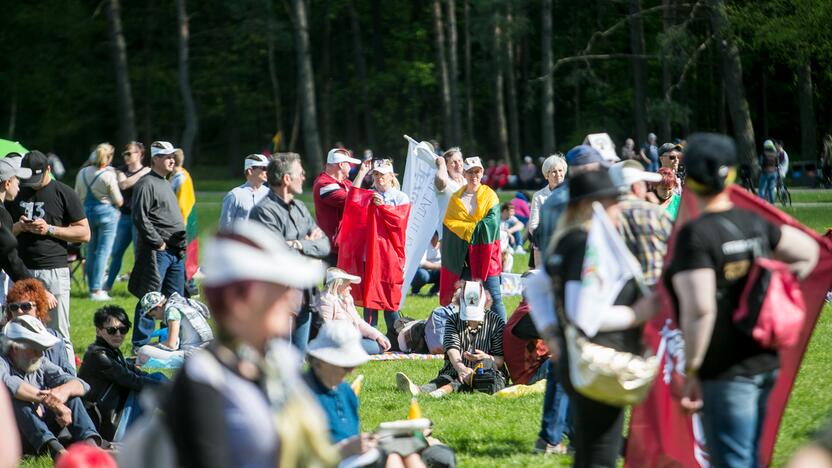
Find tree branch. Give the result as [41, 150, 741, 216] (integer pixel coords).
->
[531, 54, 660, 82]
[665, 35, 713, 100]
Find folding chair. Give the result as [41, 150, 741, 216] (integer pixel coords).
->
[67, 243, 86, 291]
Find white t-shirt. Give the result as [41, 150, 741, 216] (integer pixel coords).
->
[459, 190, 478, 216]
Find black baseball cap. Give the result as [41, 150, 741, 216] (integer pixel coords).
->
[658, 142, 683, 157]
[683, 133, 737, 195]
[20, 151, 50, 187]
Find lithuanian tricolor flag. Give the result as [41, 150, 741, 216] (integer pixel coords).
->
[439, 185, 502, 305]
[175, 168, 199, 281]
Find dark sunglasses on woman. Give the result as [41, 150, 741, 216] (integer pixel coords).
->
[6, 302, 35, 313]
[105, 326, 130, 335]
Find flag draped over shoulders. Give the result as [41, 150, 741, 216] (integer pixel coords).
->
[336, 188, 410, 311]
[175, 168, 199, 281]
[439, 184, 502, 305]
[625, 185, 832, 467]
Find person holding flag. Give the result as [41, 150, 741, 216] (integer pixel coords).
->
[665, 133, 819, 468]
[170, 149, 198, 294]
[337, 159, 410, 346]
[545, 170, 658, 467]
[439, 157, 506, 322]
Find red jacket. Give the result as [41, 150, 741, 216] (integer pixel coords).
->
[503, 301, 549, 385]
[313, 172, 352, 252]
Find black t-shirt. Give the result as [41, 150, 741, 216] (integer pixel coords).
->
[117, 165, 142, 215]
[8, 180, 86, 269]
[665, 208, 782, 380]
[547, 228, 643, 395]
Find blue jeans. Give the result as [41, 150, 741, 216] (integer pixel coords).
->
[361, 337, 382, 355]
[13, 396, 99, 454]
[104, 214, 134, 291]
[701, 369, 779, 468]
[538, 360, 571, 445]
[364, 308, 401, 346]
[84, 203, 119, 291]
[291, 305, 312, 354]
[758, 172, 777, 203]
[411, 268, 440, 295]
[131, 250, 185, 347]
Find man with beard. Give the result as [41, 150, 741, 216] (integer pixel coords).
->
[0, 316, 101, 460]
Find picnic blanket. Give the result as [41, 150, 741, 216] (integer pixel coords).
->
[368, 352, 445, 361]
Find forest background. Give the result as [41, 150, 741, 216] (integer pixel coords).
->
[2, 0, 830, 177]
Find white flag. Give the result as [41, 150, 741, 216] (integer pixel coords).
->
[572, 202, 646, 337]
[400, 135, 443, 306]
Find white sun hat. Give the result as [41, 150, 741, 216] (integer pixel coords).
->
[2, 316, 60, 351]
[459, 281, 486, 321]
[307, 320, 370, 368]
[202, 220, 325, 289]
[325, 268, 361, 286]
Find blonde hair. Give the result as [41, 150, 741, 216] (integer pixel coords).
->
[173, 149, 185, 169]
[324, 268, 351, 295]
[546, 199, 593, 256]
[94, 143, 115, 168]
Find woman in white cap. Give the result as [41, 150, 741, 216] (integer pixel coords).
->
[396, 280, 505, 398]
[528, 154, 566, 267]
[305, 321, 452, 468]
[319, 267, 391, 354]
[118, 220, 338, 468]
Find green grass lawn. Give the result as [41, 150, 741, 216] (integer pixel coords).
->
[17, 177, 832, 467]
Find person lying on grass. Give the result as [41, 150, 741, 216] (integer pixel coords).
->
[396, 280, 505, 398]
[318, 268, 391, 354]
[305, 320, 456, 468]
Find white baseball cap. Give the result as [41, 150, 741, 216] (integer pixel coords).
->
[327, 148, 361, 165]
[372, 159, 395, 175]
[459, 281, 486, 321]
[244, 154, 270, 171]
[463, 157, 484, 172]
[2, 316, 60, 351]
[203, 220, 325, 289]
[325, 268, 361, 285]
[307, 320, 369, 368]
[150, 141, 179, 157]
[0, 158, 32, 182]
[609, 160, 662, 191]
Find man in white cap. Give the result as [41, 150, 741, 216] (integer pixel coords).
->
[119, 220, 337, 468]
[218, 154, 271, 231]
[609, 160, 673, 288]
[9, 150, 89, 366]
[313, 148, 365, 266]
[1, 316, 101, 459]
[250, 152, 330, 353]
[128, 141, 187, 348]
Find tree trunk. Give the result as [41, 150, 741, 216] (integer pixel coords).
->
[289, 0, 323, 175]
[7, 90, 16, 139]
[446, 0, 462, 146]
[708, 0, 756, 170]
[432, 0, 452, 147]
[463, 0, 474, 150]
[504, 5, 521, 168]
[761, 67, 768, 140]
[492, 13, 510, 162]
[541, 0, 555, 155]
[318, 0, 332, 151]
[176, 0, 198, 166]
[628, 0, 649, 144]
[797, 58, 817, 160]
[266, 0, 284, 150]
[348, 0, 376, 150]
[660, 0, 673, 142]
[106, 0, 137, 148]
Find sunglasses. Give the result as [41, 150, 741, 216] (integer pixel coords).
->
[6, 302, 35, 313]
[104, 326, 130, 335]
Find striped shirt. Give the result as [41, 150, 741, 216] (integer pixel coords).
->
[616, 195, 673, 288]
[437, 310, 504, 380]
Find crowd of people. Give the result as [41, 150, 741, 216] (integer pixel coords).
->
[0, 129, 826, 468]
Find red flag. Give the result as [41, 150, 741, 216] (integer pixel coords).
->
[336, 188, 410, 311]
[625, 185, 832, 467]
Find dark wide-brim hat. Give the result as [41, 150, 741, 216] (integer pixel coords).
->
[683, 133, 737, 195]
[568, 170, 620, 203]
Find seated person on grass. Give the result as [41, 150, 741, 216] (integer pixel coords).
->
[3, 279, 74, 375]
[1, 316, 102, 460]
[305, 320, 455, 468]
[78, 306, 166, 441]
[135, 291, 213, 366]
[411, 232, 441, 296]
[396, 281, 505, 398]
[319, 268, 391, 355]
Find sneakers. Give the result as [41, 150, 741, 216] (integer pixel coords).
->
[428, 388, 450, 398]
[533, 437, 568, 455]
[90, 290, 112, 301]
[514, 246, 527, 254]
[396, 372, 420, 397]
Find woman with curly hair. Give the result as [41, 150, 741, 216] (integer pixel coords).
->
[3, 278, 74, 375]
[653, 167, 681, 220]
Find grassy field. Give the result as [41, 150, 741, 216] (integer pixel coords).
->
[18, 175, 832, 467]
